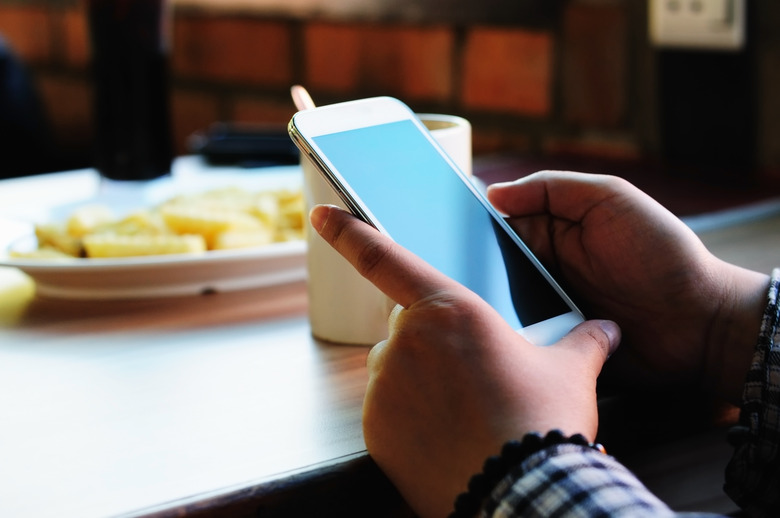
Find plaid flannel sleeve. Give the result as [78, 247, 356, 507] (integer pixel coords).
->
[724, 267, 780, 517]
[480, 444, 680, 517]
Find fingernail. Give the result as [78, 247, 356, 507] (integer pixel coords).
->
[308, 205, 330, 233]
[487, 181, 514, 191]
[599, 320, 621, 357]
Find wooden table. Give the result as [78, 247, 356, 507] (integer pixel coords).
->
[2, 158, 779, 517]
[0, 279, 381, 517]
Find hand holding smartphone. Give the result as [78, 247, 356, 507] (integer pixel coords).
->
[289, 96, 583, 346]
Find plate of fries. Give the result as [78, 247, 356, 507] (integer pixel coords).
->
[0, 182, 308, 299]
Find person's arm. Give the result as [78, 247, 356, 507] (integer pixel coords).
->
[725, 268, 780, 516]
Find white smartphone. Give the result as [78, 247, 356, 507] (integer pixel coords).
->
[289, 96, 584, 346]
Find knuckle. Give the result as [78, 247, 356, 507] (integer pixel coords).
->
[366, 340, 388, 370]
[599, 174, 632, 194]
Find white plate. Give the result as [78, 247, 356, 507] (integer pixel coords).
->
[0, 159, 308, 299]
[1, 237, 306, 299]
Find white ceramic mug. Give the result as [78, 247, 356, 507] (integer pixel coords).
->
[302, 113, 472, 345]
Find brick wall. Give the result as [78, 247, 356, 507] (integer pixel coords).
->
[0, 0, 778, 179]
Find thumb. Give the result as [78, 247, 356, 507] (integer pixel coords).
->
[555, 319, 621, 373]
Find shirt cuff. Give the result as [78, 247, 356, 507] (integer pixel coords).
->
[724, 268, 780, 513]
[481, 444, 674, 517]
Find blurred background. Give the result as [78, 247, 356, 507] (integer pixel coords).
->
[1, 0, 778, 190]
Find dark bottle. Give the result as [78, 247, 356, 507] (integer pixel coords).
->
[88, 0, 173, 181]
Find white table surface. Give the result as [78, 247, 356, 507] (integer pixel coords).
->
[0, 158, 371, 518]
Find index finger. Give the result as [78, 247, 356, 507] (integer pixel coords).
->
[309, 204, 461, 309]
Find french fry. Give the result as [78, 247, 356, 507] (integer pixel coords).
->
[250, 192, 281, 228]
[162, 187, 256, 212]
[82, 234, 206, 258]
[111, 210, 170, 236]
[27, 185, 305, 259]
[65, 205, 115, 238]
[276, 189, 305, 231]
[10, 246, 78, 260]
[160, 206, 264, 250]
[34, 223, 83, 257]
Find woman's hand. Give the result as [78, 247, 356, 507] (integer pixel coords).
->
[310, 204, 619, 518]
[487, 171, 769, 403]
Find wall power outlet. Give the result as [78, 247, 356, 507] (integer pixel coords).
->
[649, 0, 745, 51]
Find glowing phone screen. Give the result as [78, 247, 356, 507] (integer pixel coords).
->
[313, 119, 571, 329]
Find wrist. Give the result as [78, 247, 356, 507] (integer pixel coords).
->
[705, 265, 771, 404]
